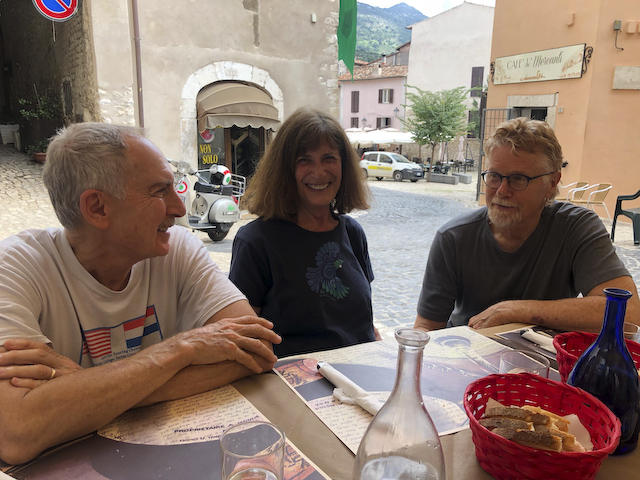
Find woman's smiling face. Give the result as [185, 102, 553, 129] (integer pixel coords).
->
[294, 141, 342, 217]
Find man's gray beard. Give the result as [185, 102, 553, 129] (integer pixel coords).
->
[488, 204, 521, 227]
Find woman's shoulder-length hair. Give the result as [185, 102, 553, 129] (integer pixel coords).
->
[242, 106, 370, 220]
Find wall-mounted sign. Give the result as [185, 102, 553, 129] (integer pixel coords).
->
[492, 44, 586, 85]
[32, 0, 79, 22]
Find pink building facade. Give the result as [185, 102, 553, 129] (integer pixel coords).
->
[339, 64, 408, 131]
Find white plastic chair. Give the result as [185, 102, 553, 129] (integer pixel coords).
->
[560, 181, 588, 201]
[570, 183, 613, 222]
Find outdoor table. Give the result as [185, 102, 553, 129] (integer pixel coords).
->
[3, 324, 638, 479]
[237, 323, 639, 479]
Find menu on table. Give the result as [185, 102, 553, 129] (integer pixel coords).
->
[5, 385, 330, 480]
[274, 326, 508, 453]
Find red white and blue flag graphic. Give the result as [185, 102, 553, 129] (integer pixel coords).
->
[82, 306, 163, 365]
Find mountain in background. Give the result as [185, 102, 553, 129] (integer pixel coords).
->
[356, 2, 427, 63]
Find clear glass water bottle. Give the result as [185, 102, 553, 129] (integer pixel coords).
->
[353, 328, 445, 479]
[568, 288, 640, 455]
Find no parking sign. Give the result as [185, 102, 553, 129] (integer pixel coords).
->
[32, 0, 79, 22]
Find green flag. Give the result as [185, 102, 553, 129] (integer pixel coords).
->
[337, 0, 357, 77]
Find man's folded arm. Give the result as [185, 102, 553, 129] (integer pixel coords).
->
[0, 300, 280, 465]
[467, 276, 640, 331]
[414, 314, 447, 332]
[137, 300, 281, 406]
[0, 340, 193, 465]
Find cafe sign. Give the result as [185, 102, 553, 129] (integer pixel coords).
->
[493, 44, 586, 85]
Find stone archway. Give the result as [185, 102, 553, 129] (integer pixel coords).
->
[180, 62, 283, 167]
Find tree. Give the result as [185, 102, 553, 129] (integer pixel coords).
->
[403, 86, 471, 182]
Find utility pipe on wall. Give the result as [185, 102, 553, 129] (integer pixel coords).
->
[131, 0, 144, 127]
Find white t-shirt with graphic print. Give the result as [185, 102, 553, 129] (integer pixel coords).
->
[0, 226, 245, 367]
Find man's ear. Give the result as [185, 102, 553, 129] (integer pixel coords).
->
[79, 190, 111, 230]
[549, 171, 561, 191]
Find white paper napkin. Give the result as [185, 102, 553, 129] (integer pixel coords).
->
[317, 361, 384, 415]
[521, 329, 557, 354]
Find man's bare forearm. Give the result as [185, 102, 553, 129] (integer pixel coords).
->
[136, 361, 268, 407]
[0, 340, 190, 465]
[0, 316, 280, 465]
[468, 277, 640, 331]
[414, 314, 447, 332]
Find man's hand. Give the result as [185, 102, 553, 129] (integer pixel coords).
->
[0, 339, 83, 388]
[468, 301, 517, 329]
[180, 316, 281, 373]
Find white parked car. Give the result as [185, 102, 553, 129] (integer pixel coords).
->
[360, 151, 423, 182]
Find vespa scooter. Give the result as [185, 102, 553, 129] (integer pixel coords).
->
[168, 159, 246, 241]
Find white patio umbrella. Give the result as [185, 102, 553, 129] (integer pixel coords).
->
[359, 129, 415, 145]
[345, 129, 372, 147]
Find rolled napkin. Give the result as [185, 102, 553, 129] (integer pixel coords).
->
[317, 361, 384, 415]
[520, 328, 557, 354]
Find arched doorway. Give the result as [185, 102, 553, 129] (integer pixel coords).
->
[196, 80, 279, 178]
[180, 62, 284, 178]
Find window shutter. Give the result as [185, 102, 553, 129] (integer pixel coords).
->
[471, 67, 484, 97]
[376, 118, 382, 128]
[378, 89, 383, 103]
[351, 91, 360, 113]
[389, 89, 394, 104]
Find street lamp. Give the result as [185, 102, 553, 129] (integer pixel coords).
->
[361, 117, 367, 128]
[393, 107, 400, 118]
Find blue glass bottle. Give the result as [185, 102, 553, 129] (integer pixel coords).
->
[568, 288, 640, 455]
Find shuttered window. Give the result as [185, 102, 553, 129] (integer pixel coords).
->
[471, 67, 484, 97]
[351, 91, 359, 113]
[378, 89, 393, 104]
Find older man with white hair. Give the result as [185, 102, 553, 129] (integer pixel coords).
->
[0, 123, 281, 465]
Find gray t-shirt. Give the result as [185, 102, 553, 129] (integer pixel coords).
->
[417, 202, 630, 327]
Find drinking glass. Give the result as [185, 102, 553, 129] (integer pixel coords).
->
[499, 350, 550, 377]
[220, 421, 285, 480]
[623, 322, 640, 342]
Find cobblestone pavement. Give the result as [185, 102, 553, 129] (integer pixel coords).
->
[1, 143, 639, 341]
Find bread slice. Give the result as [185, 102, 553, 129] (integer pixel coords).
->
[479, 417, 531, 431]
[522, 405, 569, 431]
[492, 427, 563, 452]
[482, 399, 587, 453]
[485, 406, 528, 421]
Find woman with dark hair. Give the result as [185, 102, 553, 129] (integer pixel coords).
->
[229, 106, 379, 356]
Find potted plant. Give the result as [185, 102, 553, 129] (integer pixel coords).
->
[17, 90, 62, 160]
[24, 139, 50, 163]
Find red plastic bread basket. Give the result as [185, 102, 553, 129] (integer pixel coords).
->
[553, 331, 640, 382]
[463, 373, 621, 480]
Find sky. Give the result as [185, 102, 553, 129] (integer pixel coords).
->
[358, 0, 495, 18]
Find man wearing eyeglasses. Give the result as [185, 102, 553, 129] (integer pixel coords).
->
[414, 117, 639, 332]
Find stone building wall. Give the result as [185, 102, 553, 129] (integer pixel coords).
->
[0, 0, 98, 146]
[90, 0, 341, 161]
[397, 138, 482, 165]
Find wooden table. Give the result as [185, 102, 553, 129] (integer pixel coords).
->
[4, 324, 638, 479]
[236, 323, 640, 480]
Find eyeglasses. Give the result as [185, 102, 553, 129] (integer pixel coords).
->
[481, 171, 555, 191]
